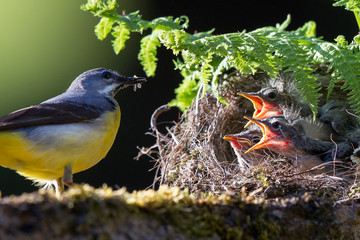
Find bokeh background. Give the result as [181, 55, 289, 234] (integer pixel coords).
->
[0, 0, 356, 195]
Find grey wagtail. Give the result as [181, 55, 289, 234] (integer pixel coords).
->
[0, 68, 146, 194]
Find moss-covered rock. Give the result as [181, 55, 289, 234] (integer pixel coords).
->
[0, 184, 356, 239]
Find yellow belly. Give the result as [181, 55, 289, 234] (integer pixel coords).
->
[0, 110, 120, 182]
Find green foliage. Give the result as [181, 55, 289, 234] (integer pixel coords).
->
[333, 0, 360, 30]
[168, 73, 198, 111]
[333, 0, 360, 12]
[138, 33, 161, 77]
[82, 0, 360, 115]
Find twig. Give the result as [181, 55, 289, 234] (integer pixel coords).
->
[150, 104, 171, 189]
[151, 104, 171, 133]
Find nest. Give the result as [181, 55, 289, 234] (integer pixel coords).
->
[139, 70, 360, 202]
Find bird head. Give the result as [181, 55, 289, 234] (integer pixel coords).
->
[223, 125, 262, 150]
[223, 126, 265, 169]
[244, 116, 296, 154]
[67, 68, 146, 97]
[238, 88, 284, 120]
[223, 133, 253, 151]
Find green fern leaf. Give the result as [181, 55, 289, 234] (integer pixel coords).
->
[333, 0, 360, 11]
[138, 34, 161, 77]
[95, 17, 115, 40]
[116, 11, 145, 33]
[150, 16, 187, 31]
[157, 29, 189, 55]
[276, 14, 291, 31]
[199, 57, 213, 97]
[168, 73, 198, 111]
[292, 68, 321, 116]
[81, 0, 118, 18]
[83, 2, 360, 114]
[294, 21, 317, 37]
[111, 23, 131, 54]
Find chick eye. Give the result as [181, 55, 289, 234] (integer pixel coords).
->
[252, 136, 260, 144]
[102, 71, 112, 79]
[322, 119, 331, 125]
[267, 91, 277, 100]
[271, 121, 280, 129]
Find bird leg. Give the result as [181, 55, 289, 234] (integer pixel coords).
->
[54, 165, 73, 195]
[55, 178, 64, 195]
[63, 164, 73, 187]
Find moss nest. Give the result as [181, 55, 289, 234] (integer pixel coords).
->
[140, 68, 360, 203]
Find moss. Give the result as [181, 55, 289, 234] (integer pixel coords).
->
[0, 184, 351, 239]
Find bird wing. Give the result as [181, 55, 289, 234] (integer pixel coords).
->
[0, 102, 104, 131]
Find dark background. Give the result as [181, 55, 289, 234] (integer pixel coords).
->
[0, 0, 356, 195]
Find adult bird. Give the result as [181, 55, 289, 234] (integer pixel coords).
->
[244, 115, 335, 173]
[0, 68, 146, 194]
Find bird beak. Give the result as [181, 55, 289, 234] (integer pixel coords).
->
[118, 75, 147, 85]
[238, 92, 264, 119]
[243, 116, 288, 153]
[223, 134, 252, 145]
[114, 75, 147, 93]
[223, 134, 252, 151]
[237, 92, 282, 123]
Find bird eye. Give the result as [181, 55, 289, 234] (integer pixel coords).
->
[322, 119, 330, 125]
[252, 136, 260, 144]
[271, 121, 280, 129]
[101, 71, 112, 79]
[266, 91, 277, 100]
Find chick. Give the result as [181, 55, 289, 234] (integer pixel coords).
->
[224, 124, 272, 170]
[238, 74, 312, 122]
[244, 115, 335, 173]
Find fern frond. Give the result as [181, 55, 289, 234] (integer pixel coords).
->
[81, 0, 118, 18]
[168, 72, 198, 111]
[116, 11, 146, 33]
[83, 0, 360, 115]
[150, 16, 188, 31]
[331, 51, 360, 115]
[292, 68, 321, 116]
[333, 0, 360, 30]
[111, 23, 131, 54]
[333, 0, 360, 12]
[138, 34, 161, 77]
[294, 21, 317, 37]
[95, 17, 115, 40]
[199, 56, 213, 97]
[157, 29, 189, 55]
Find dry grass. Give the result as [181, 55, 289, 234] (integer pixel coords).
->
[138, 70, 360, 203]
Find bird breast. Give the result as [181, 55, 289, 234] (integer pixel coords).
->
[0, 108, 121, 181]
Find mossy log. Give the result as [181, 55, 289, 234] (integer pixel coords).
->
[0, 184, 358, 240]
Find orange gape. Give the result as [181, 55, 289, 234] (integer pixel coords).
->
[238, 92, 283, 128]
[244, 117, 292, 153]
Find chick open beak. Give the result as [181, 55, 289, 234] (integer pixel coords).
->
[223, 134, 252, 151]
[243, 116, 288, 153]
[224, 135, 252, 145]
[238, 92, 264, 118]
[238, 92, 282, 126]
